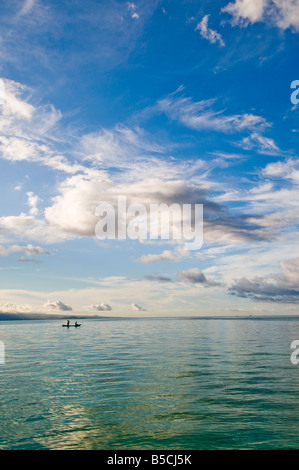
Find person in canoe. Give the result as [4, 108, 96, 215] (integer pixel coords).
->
[75, 321, 79, 326]
[66, 320, 70, 327]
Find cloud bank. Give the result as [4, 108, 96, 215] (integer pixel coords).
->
[229, 257, 299, 303]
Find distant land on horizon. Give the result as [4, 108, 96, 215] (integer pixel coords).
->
[0, 313, 106, 321]
[1, 313, 299, 321]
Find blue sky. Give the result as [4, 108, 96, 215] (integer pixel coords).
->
[0, 0, 299, 316]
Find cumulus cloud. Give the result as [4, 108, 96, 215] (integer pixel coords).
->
[43, 168, 271, 246]
[127, 2, 139, 19]
[138, 248, 189, 264]
[0, 243, 50, 257]
[195, 15, 225, 47]
[229, 257, 299, 303]
[44, 169, 110, 237]
[222, 0, 266, 25]
[178, 267, 219, 286]
[26, 191, 40, 216]
[44, 300, 72, 311]
[132, 303, 147, 311]
[84, 303, 112, 311]
[222, 0, 299, 31]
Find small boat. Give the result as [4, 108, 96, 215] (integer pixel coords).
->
[62, 324, 81, 327]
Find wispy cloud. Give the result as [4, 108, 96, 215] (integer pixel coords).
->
[80, 125, 165, 170]
[240, 132, 280, 154]
[0, 79, 83, 174]
[156, 93, 269, 134]
[19, 0, 37, 17]
[195, 15, 225, 47]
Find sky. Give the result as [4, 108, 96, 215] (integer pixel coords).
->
[0, 0, 299, 317]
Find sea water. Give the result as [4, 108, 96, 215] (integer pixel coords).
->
[1, 317, 299, 450]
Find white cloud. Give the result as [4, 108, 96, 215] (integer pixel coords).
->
[274, 0, 299, 31]
[43, 165, 272, 247]
[0, 243, 50, 257]
[0, 79, 83, 175]
[241, 132, 279, 154]
[0, 135, 82, 174]
[27, 191, 39, 216]
[44, 169, 110, 237]
[195, 15, 225, 47]
[44, 300, 72, 311]
[127, 2, 139, 19]
[222, 0, 266, 25]
[138, 247, 189, 264]
[84, 303, 112, 311]
[262, 158, 299, 184]
[0, 79, 285, 255]
[0, 213, 69, 244]
[0, 302, 33, 314]
[80, 125, 165, 171]
[157, 94, 268, 134]
[222, 0, 299, 31]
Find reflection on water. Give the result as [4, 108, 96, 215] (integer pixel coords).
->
[1, 318, 299, 449]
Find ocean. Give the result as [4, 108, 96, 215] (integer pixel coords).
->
[1, 317, 299, 450]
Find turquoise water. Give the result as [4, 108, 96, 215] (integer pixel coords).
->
[1, 317, 299, 450]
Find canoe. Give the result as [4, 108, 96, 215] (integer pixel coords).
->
[62, 324, 81, 327]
